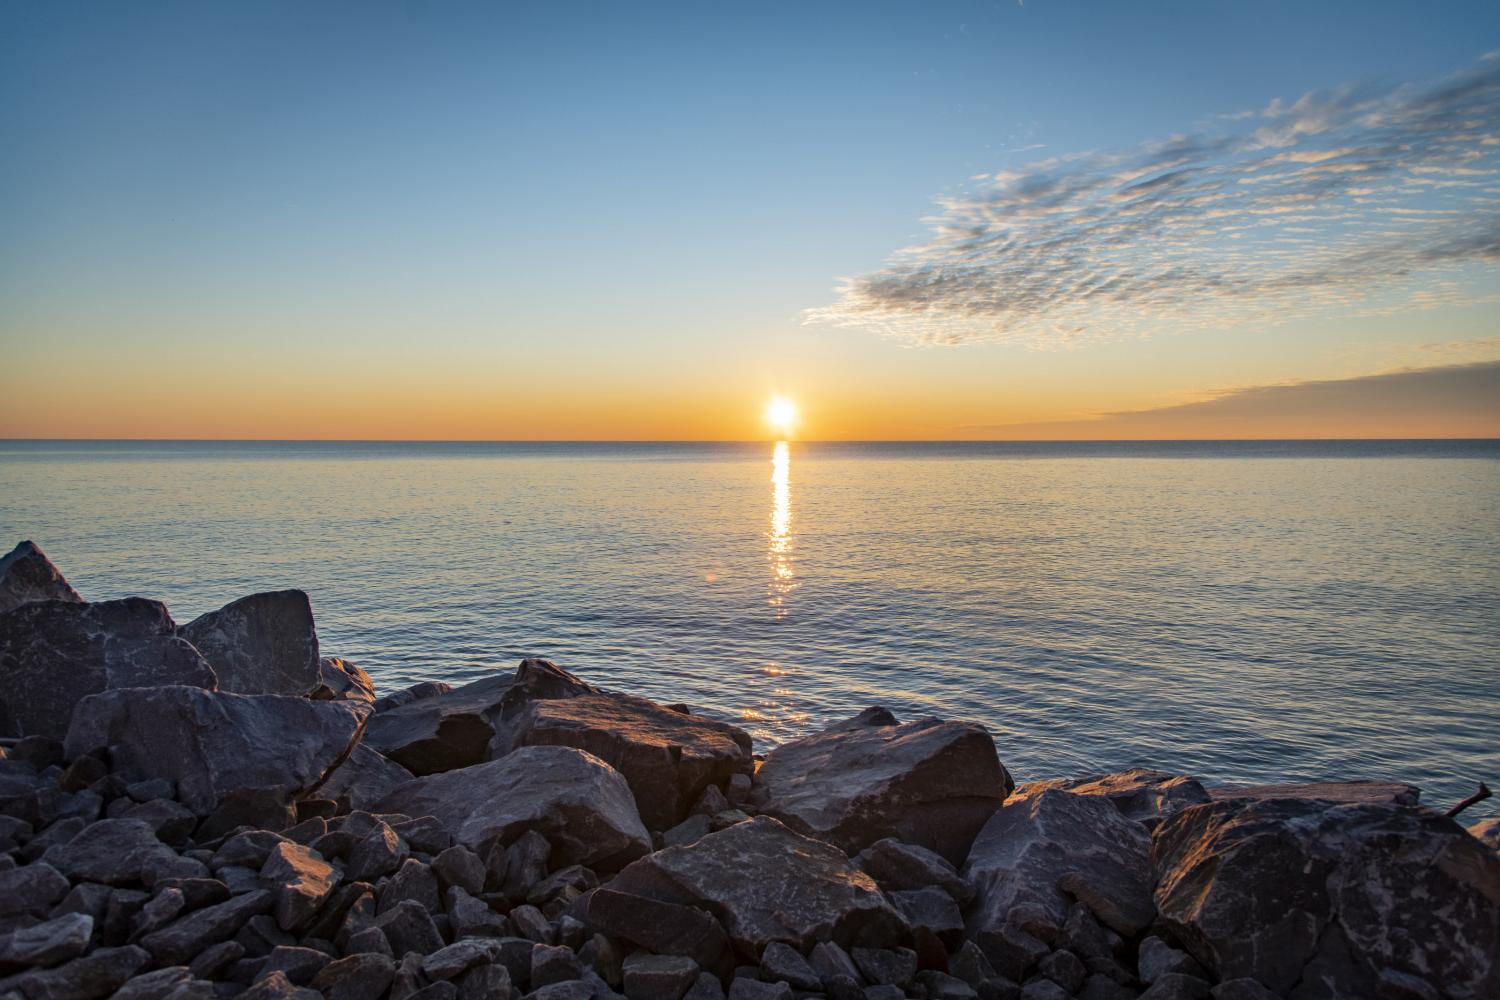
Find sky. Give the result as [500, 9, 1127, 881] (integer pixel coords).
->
[1, 0, 1498, 440]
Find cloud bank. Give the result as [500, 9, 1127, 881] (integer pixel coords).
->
[966, 360, 1500, 439]
[808, 56, 1500, 347]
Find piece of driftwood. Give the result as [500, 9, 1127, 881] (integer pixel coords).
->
[1446, 781, 1492, 818]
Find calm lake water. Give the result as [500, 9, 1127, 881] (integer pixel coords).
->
[3, 440, 1497, 819]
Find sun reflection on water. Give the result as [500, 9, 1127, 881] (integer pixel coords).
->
[768, 440, 795, 617]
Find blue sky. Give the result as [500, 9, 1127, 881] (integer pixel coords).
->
[2, 1, 1497, 437]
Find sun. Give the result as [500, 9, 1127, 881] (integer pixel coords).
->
[765, 397, 797, 436]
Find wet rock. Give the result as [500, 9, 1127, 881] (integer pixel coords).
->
[1153, 797, 1500, 998]
[63, 687, 368, 815]
[608, 815, 905, 960]
[622, 952, 699, 999]
[1206, 780, 1420, 806]
[44, 819, 180, 886]
[318, 746, 414, 813]
[854, 836, 973, 904]
[260, 841, 339, 932]
[137, 890, 273, 965]
[4, 944, 150, 1000]
[964, 786, 1154, 958]
[755, 707, 1008, 865]
[489, 660, 752, 831]
[310, 658, 377, 704]
[1022, 770, 1211, 829]
[179, 591, 321, 697]
[0, 542, 82, 615]
[0, 599, 217, 739]
[376, 746, 650, 870]
[363, 674, 515, 776]
[0, 913, 93, 972]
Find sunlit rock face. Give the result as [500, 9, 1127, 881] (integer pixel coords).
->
[606, 815, 908, 961]
[0, 598, 218, 739]
[62, 685, 368, 814]
[0, 541, 82, 614]
[180, 590, 322, 697]
[489, 659, 753, 831]
[1020, 768, 1211, 829]
[754, 706, 1011, 866]
[1153, 797, 1500, 999]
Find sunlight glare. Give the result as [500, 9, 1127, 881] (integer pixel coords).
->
[765, 397, 797, 435]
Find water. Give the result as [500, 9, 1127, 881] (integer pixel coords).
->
[2, 439, 1497, 820]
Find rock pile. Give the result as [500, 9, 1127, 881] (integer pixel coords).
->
[0, 540, 1497, 1000]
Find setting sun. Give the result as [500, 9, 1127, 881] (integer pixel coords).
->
[765, 397, 797, 436]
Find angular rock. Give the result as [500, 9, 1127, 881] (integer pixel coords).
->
[425, 938, 503, 981]
[114, 964, 193, 1000]
[445, 887, 507, 939]
[608, 815, 905, 960]
[915, 971, 978, 999]
[1207, 780, 1420, 806]
[1022, 769, 1211, 828]
[758, 942, 819, 991]
[0, 600, 216, 739]
[312, 953, 397, 1000]
[0, 864, 70, 918]
[1153, 798, 1500, 998]
[260, 841, 339, 932]
[530, 943, 583, 989]
[318, 746, 414, 812]
[457, 962, 512, 1000]
[850, 946, 917, 989]
[119, 799, 197, 845]
[889, 887, 963, 949]
[179, 590, 321, 697]
[371, 681, 453, 714]
[0, 913, 93, 972]
[964, 786, 1154, 961]
[346, 820, 407, 883]
[376, 859, 439, 916]
[44, 819, 180, 886]
[433, 846, 486, 896]
[623, 952, 699, 999]
[189, 940, 243, 979]
[0, 542, 82, 615]
[855, 837, 973, 905]
[374, 900, 443, 957]
[489, 660, 752, 831]
[1137, 937, 1205, 985]
[364, 674, 515, 776]
[63, 686, 367, 815]
[128, 887, 186, 940]
[376, 746, 649, 870]
[508, 904, 552, 944]
[727, 980, 791, 1000]
[755, 707, 1008, 865]
[136, 890, 273, 965]
[1138, 973, 1211, 999]
[257, 945, 332, 986]
[310, 658, 376, 703]
[197, 786, 297, 841]
[3, 944, 151, 1000]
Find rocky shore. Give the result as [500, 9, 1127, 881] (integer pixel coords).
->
[0, 540, 1497, 1000]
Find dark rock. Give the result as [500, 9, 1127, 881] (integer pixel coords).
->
[178, 591, 321, 697]
[854, 836, 973, 904]
[433, 846, 486, 895]
[888, 887, 964, 949]
[371, 682, 454, 715]
[498, 830, 550, 900]
[364, 673, 515, 775]
[197, 787, 297, 841]
[342, 925, 392, 957]
[622, 952, 699, 999]
[211, 830, 289, 871]
[390, 815, 453, 855]
[754, 707, 1009, 866]
[390, 951, 425, 1000]
[49, 884, 111, 926]
[488, 660, 752, 831]
[1037, 951, 1086, 994]
[344, 821, 408, 883]
[0, 864, 70, 918]
[1137, 973, 1211, 1000]
[114, 965, 194, 1000]
[692, 785, 730, 817]
[507, 904, 552, 944]
[948, 941, 998, 990]
[283, 816, 327, 846]
[63, 687, 368, 816]
[44, 819, 180, 886]
[0, 542, 82, 615]
[917, 970, 979, 999]
[378, 859, 440, 916]
[405, 981, 458, 1000]
[965, 787, 1154, 952]
[444, 886, 507, 938]
[662, 815, 712, 849]
[58, 757, 106, 795]
[190, 940, 244, 979]
[256, 946, 331, 986]
[310, 658, 376, 704]
[0, 913, 93, 971]
[1022, 770, 1212, 829]
[851, 946, 917, 988]
[1209, 979, 1278, 1000]
[374, 899, 443, 957]
[530, 943, 583, 989]
[319, 746, 414, 813]
[726, 981, 791, 1000]
[526, 866, 595, 908]
[101, 889, 148, 946]
[807, 941, 861, 990]
[120, 799, 197, 845]
[125, 779, 175, 803]
[1079, 974, 1137, 1000]
[128, 888, 186, 941]
[260, 841, 339, 932]
[375, 746, 650, 870]
[137, 889, 273, 965]
[0, 600, 217, 739]
[1018, 980, 1070, 1000]
[1153, 797, 1500, 998]
[1207, 780, 1420, 806]
[610, 816, 905, 960]
[1137, 938, 1204, 985]
[20, 819, 85, 866]
[757, 942, 819, 991]
[234, 913, 296, 958]
[238, 970, 318, 1000]
[424, 938, 503, 981]
[457, 962, 511, 1000]
[3, 944, 151, 1000]
[864, 987, 906, 1000]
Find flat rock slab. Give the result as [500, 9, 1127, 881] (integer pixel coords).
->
[0, 598, 218, 739]
[1206, 780, 1420, 806]
[375, 744, 650, 869]
[0, 540, 82, 614]
[490, 659, 753, 831]
[964, 786, 1155, 950]
[608, 815, 907, 960]
[364, 673, 515, 775]
[1021, 769, 1211, 828]
[1153, 798, 1500, 999]
[180, 590, 321, 696]
[755, 706, 1009, 865]
[64, 686, 368, 815]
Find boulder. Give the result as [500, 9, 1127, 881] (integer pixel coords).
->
[43, 818, 181, 886]
[364, 673, 515, 775]
[0, 541, 82, 614]
[309, 657, 376, 703]
[179, 590, 321, 696]
[1153, 798, 1500, 999]
[1021, 769, 1210, 828]
[1206, 780, 1420, 806]
[754, 707, 1008, 865]
[0, 599, 217, 739]
[488, 660, 753, 831]
[371, 681, 453, 714]
[964, 786, 1154, 962]
[318, 745, 414, 812]
[854, 837, 973, 904]
[584, 888, 732, 973]
[63, 686, 368, 815]
[607, 815, 906, 960]
[374, 745, 650, 869]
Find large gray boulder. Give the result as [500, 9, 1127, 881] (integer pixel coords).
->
[0, 598, 218, 739]
[1021, 769, 1211, 828]
[180, 590, 321, 696]
[1153, 798, 1500, 999]
[363, 673, 514, 775]
[964, 786, 1155, 958]
[0, 541, 82, 614]
[607, 815, 907, 960]
[375, 745, 650, 869]
[754, 707, 1009, 865]
[489, 660, 754, 831]
[319, 745, 415, 811]
[63, 686, 369, 814]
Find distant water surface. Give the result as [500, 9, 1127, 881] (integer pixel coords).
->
[2, 439, 1497, 819]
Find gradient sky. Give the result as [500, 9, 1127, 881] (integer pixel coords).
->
[2, 0, 1498, 439]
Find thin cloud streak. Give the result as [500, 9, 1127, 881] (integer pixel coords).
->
[808, 55, 1500, 347]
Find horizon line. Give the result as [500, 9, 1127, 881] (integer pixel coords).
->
[3, 437, 1499, 445]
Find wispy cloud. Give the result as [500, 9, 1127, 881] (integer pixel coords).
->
[807, 55, 1500, 347]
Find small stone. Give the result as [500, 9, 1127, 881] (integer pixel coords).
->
[129, 888, 186, 941]
[378, 859, 440, 916]
[345, 823, 407, 883]
[115, 965, 194, 1000]
[727, 980, 792, 1000]
[432, 846, 486, 896]
[855, 837, 974, 905]
[58, 757, 107, 795]
[807, 942, 861, 990]
[663, 815, 712, 849]
[405, 983, 458, 1000]
[310, 953, 397, 1000]
[343, 926, 392, 957]
[137, 890, 273, 966]
[43, 819, 179, 886]
[282, 817, 327, 846]
[759, 943, 819, 991]
[1209, 979, 1279, 1000]
[1037, 950, 1086, 994]
[373, 899, 443, 957]
[578, 934, 622, 989]
[0, 912, 93, 971]
[102, 889, 149, 946]
[691, 785, 730, 817]
[444, 887, 507, 939]
[256, 946, 332, 986]
[119, 800, 196, 846]
[190, 940, 244, 980]
[1019, 980, 1071, 1000]
[500, 831, 551, 901]
[389, 952, 425, 1000]
[684, 971, 726, 1000]
[425, 939, 503, 981]
[526, 866, 596, 907]
[260, 842, 339, 933]
[851, 947, 918, 988]
[917, 970, 980, 999]
[623, 952, 699, 999]
[1138, 974, 1211, 1000]
[0, 864, 70, 918]
[507, 904, 552, 944]
[240, 970, 319, 1000]
[457, 963, 512, 1000]
[211, 830, 289, 871]
[389, 816, 453, 856]
[864, 987, 906, 1000]
[1136, 938, 1204, 985]
[1078, 973, 1137, 1000]
[530, 943, 584, 989]
[890, 886, 964, 948]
